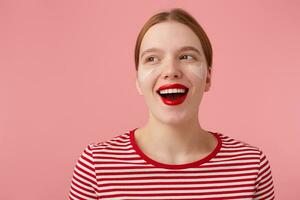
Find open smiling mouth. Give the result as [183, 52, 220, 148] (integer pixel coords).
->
[156, 84, 189, 106]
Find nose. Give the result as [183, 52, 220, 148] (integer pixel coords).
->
[161, 58, 183, 79]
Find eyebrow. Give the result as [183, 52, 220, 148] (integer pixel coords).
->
[140, 46, 201, 59]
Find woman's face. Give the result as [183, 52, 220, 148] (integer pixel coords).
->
[136, 21, 212, 125]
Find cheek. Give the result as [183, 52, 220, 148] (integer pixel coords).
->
[137, 67, 155, 83]
[185, 63, 207, 80]
[137, 67, 161, 86]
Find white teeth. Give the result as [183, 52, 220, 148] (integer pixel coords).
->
[159, 88, 186, 94]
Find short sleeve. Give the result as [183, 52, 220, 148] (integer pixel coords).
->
[68, 144, 98, 200]
[253, 150, 275, 199]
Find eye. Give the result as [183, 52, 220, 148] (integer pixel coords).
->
[179, 54, 195, 61]
[145, 56, 159, 63]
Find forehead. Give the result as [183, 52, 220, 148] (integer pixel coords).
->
[140, 21, 203, 54]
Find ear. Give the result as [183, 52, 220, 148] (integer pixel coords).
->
[135, 78, 143, 95]
[204, 67, 212, 92]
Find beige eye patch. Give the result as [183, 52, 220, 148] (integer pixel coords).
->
[137, 62, 206, 83]
[185, 62, 206, 79]
[137, 66, 161, 83]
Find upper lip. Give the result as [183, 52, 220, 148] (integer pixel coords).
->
[157, 83, 189, 92]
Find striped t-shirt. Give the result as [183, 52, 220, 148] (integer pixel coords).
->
[69, 128, 275, 199]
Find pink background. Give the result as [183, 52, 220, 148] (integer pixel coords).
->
[1, 0, 299, 199]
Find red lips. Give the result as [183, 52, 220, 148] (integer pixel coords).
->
[157, 83, 188, 91]
[157, 83, 189, 106]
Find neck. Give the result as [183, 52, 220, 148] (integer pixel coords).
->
[137, 112, 210, 156]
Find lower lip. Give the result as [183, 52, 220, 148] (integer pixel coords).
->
[159, 93, 188, 106]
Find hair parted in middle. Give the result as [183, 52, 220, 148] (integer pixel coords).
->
[134, 8, 213, 71]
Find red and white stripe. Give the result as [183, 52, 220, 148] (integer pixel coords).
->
[69, 129, 275, 199]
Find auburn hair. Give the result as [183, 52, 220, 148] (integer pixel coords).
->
[134, 8, 213, 71]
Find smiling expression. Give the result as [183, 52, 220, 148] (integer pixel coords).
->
[136, 21, 212, 125]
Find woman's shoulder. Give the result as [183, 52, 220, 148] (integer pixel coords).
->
[213, 131, 272, 166]
[214, 131, 264, 154]
[86, 129, 132, 151]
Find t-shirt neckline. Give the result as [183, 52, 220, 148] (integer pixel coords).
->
[129, 128, 222, 170]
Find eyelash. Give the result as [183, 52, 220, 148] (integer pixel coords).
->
[179, 55, 195, 60]
[145, 55, 195, 63]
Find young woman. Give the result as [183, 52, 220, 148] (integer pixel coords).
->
[69, 8, 275, 199]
